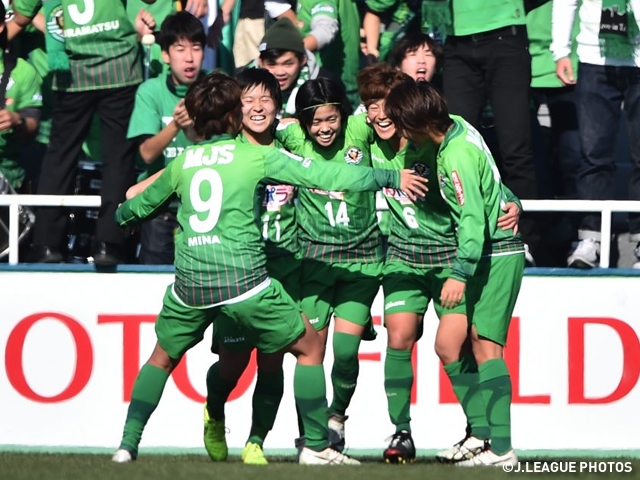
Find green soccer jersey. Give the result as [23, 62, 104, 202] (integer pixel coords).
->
[15, 0, 143, 92]
[297, 0, 361, 108]
[451, 0, 526, 36]
[127, 74, 194, 180]
[436, 116, 524, 282]
[276, 115, 382, 264]
[0, 54, 43, 189]
[115, 134, 400, 307]
[371, 137, 458, 268]
[236, 132, 300, 258]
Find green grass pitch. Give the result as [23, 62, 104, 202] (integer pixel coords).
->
[2, 453, 640, 480]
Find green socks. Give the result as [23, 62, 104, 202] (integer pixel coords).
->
[119, 364, 170, 453]
[479, 358, 513, 454]
[329, 332, 361, 415]
[294, 364, 329, 451]
[384, 347, 413, 432]
[205, 362, 238, 421]
[444, 355, 490, 440]
[247, 369, 284, 447]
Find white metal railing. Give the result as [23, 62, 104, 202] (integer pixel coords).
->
[2, 195, 640, 267]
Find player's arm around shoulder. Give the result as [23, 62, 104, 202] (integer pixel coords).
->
[274, 121, 306, 154]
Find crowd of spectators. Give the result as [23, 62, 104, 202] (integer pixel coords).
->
[0, 0, 638, 268]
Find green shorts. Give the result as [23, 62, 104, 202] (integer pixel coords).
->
[211, 255, 302, 352]
[157, 279, 305, 358]
[466, 253, 525, 346]
[301, 259, 382, 331]
[382, 261, 467, 318]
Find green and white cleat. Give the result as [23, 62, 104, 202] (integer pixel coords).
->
[111, 448, 134, 463]
[203, 404, 228, 462]
[242, 442, 268, 465]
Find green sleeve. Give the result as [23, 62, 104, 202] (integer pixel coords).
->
[13, 0, 41, 18]
[263, 146, 400, 191]
[127, 81, 164, 139]
[503, 183, 522, 211]
[274, 122, 307, 155]
[115, 160, 177, 226]
[441, 147, 485, 283]
[348, 114, 375, 144]
[14, 59, 42, 111]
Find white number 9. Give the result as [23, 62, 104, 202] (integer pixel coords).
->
[189, 169, 224, 233]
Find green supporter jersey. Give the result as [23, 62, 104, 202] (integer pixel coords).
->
[371, 137, 458, 268]
[297, 0, 361, 108]
[0, 55, 43, 189]
[115, 134, 400, 307]
[127, 74, 194, 181]
[14, 0, 143, 92]
[527, 1, 579, 88]
[450, 0, 526, 36]
[276, 115, 382, 264]
[436, 116, 524, 282]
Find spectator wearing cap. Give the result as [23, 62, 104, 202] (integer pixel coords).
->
[248, 18, 332, 118]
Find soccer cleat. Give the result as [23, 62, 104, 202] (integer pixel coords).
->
[456, 448, 518, 467]
[299, 446, 361, 465]
[436, 435, 487, 463]
[242, 442, 268, 465]
[295, 436, 306, 462]
[203, 404, 228, 462]
[567, 238, 600, 268]
[383, 430, 416, 464]
[328, 413, 348, 452]
[111, 448, 134, 463]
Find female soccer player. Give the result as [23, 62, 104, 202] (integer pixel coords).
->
[203, 68, 299, 465]
[111, 72, 427, 465]
[385, 78, 525, 468]
[276, 78, 385, 450]
[357, 62, 520, 464]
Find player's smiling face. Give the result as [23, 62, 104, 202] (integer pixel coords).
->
[309, 105, 342, 147]
[241, 84, 277, 135]
[366, 99, 397, 141]
[400, 44, 437, 82]
[163, 39, 204, 85]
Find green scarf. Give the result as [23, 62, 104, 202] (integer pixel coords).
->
[43, 0, 70, 71]
[600, 0, 639, 59]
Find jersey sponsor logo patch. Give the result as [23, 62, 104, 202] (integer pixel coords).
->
[372, 154, 386, 164]
[263, 185, 295, 211]
[311, 5, 336, 15]
[451, 170, 465, 205]
[345, 147, 363, 165]
[382, 187, 412, 204]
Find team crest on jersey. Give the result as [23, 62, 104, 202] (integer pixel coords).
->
[411, 162, 430, 178]
[263, 185, 295, 211]
[5, 7, 14, 23]
[451, 170, 465, 205]
[345, 147, 363, 165]
[46, 5, 65, 41]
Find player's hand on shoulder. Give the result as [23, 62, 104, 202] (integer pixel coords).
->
[399, 169, 428, 201]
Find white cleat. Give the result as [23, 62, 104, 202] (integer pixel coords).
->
[567, 238, 600, 268]
[111, 449, 134, 463]
[299, 446, 360, 465]
[436, 435, 487, 463]
[456, 448, 518, 467]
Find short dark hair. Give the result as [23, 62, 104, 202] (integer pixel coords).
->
[159, 11, 206, 52]
[295, 78, 351, 134]
[237, 68, 283, 112]
[385, 78, 452, 135]
[185, 72, 243, 139]
[259, 48, 306, 64]
[388, 32, 444, 72]
[357, 62, 412, 106]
